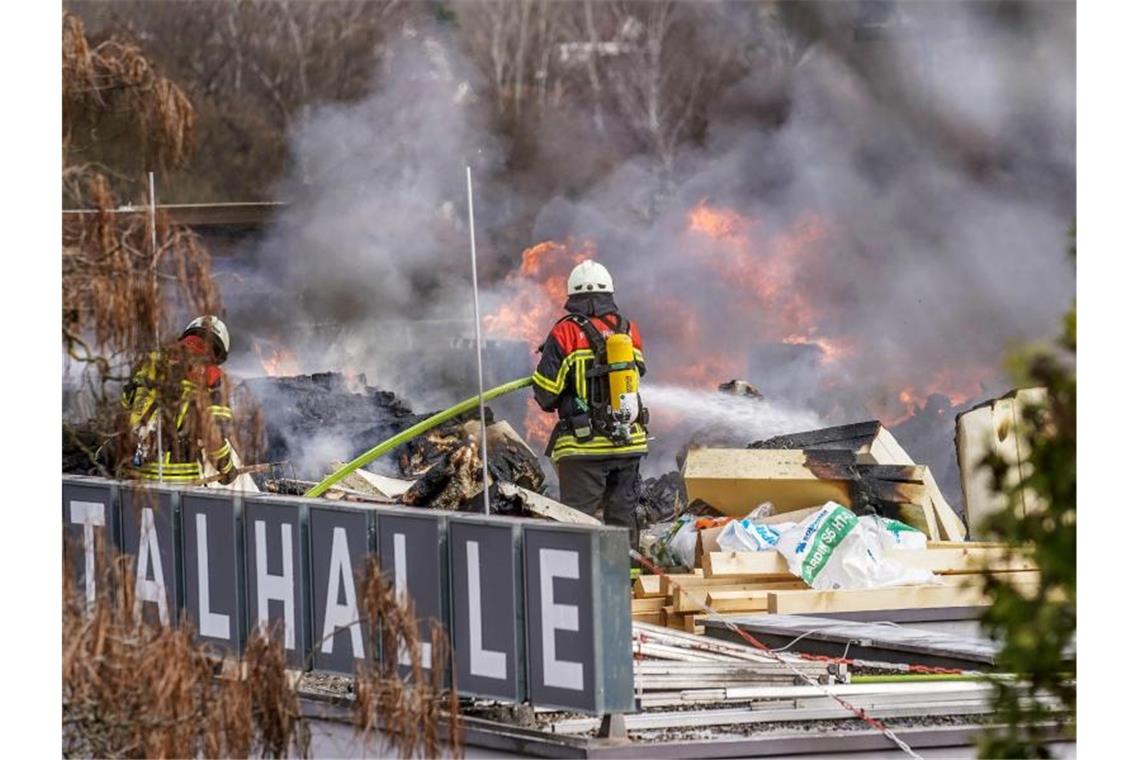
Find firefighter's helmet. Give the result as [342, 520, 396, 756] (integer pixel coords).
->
[181, 315, 230, 362]
[567, 259, 614, 296]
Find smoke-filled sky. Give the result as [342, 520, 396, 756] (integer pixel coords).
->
[225, 2, 1075, 483]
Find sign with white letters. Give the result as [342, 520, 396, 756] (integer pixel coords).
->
[62, 479, 116, 611]
[376, 512, 446, 675]
[523, 524, 635, 713]
[121, 488, 177, 627]
[309, 504, 372, 673]
[182, 492, 242, 655]
[244, 497, 307, 668]
[62, 476, 634, 714]
[448, 519, 524, 700]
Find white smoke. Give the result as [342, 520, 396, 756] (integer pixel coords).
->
[225, 4, 1074, 490]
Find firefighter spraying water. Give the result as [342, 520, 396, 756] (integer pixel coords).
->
[531, 259, 649, 552]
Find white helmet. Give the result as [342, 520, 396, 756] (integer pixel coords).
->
[181, 315, 230, 362]
[567, 259, 614, 296]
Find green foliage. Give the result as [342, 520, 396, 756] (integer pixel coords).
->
[976, 244, 1075, 758]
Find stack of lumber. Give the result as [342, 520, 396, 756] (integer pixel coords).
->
[633, 542, 1037, 634]
[682, 447, 965, 541]
[685, 420, 968, 541]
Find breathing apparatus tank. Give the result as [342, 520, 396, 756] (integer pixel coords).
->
[605, 332, 640, 438]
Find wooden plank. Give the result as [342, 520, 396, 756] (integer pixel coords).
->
[664, 573, 781, 590]
[632, 612, 661, 624]
[497, 483, 601, 525]
[682, 448, 853, 517]
[857, 477, 930, 504]
[755, 506, 819, 526]
[928, 540, 1007, 549]
[634, 575, 665, 598]
[343, 467, 415, 499]
[920, 497, 943, 541]
[923, 469, 966, 542]
[750, 421, 884, 453]
[705, 590, 771, 613]
[867, 427, 917, 466]
[683, 614, 708, 635]
[768, 573, 1040, 615]
[884, 547, 1036, 574]
[632, 597, 669, 614]
[674, 580, 808, 612]
[768, 585, 987, 614]
[704, 551, 794, 579]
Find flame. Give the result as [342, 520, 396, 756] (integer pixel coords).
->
[483, 239, 594, 347]
[687, 202, 750, 244]
[783, 334, 854, 364]
[485, 200, 996, 446]
[253, 339, 301, 377]
[483, 239, 594, 449]
[523, 404, 556, 446]
[685, 200, 832, 347]
[879, 367, 990, 426]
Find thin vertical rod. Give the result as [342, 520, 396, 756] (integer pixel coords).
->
[467, 166, 492, 516]
[148, 171, 164, 481]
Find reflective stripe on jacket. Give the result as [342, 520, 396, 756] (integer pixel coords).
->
[122, 350, 235, 481]
[532, 312, 647, 462]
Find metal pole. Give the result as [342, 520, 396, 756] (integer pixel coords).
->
[148, 171, 163, 482]
[466, 166, 492, 516]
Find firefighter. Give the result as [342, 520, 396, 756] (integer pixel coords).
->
[121, 315, 237, 484]
[532, 260, 649, 551]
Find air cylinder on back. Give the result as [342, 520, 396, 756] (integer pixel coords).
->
[605, 332, 640, 421]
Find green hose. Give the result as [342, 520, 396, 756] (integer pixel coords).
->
[304, 376, 535, 499]
[851, 673, 988, 684]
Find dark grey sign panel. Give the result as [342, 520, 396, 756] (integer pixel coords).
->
[523, 525, 634, 714]
[309, 505, 373, 674]
[591, 527, 636, 714]
[377, 513, 447, 675]
[62, 478, 117, 610]
[121, 488, 178, 627]
[448, 520, 524, 701]
[182, 492, 242, 655]
[245, 499, 307, 667]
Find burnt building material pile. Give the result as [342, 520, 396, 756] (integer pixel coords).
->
[397, 416, 546, 513]
[638, 471, 686, 525]
[243, 372, 548, 511]
[241, 372, 420, 480]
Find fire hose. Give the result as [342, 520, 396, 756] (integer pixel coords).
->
[303, 376, 534, 499]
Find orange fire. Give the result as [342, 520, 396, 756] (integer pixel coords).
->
[880, 367, 990, 426]
[253, 340, 301, 377]
[685, 199, 833, 351]
[483, 239, 595, 348]
[783, 334, 854, 364]
[485, 199, 995, 445]
[522, 404, 556, 446]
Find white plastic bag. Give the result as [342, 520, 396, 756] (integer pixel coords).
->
[860, 514, 928, 551]
[666, 516, 699, 568]
[746, 502, 776, 520]
[775, 502, 936, 590]
[716, 518, 788, 552]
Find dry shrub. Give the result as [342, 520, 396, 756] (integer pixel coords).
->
[62, 551, 309, 758]
[353, 556, 462, 758]
[63, 12, 196, 173]
[63, 541, 462, 758]
[62, 10, 266, 477]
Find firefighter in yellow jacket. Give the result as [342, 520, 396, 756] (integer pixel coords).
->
[122, 316, 237, 484]
[532, 261, 648, 550]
